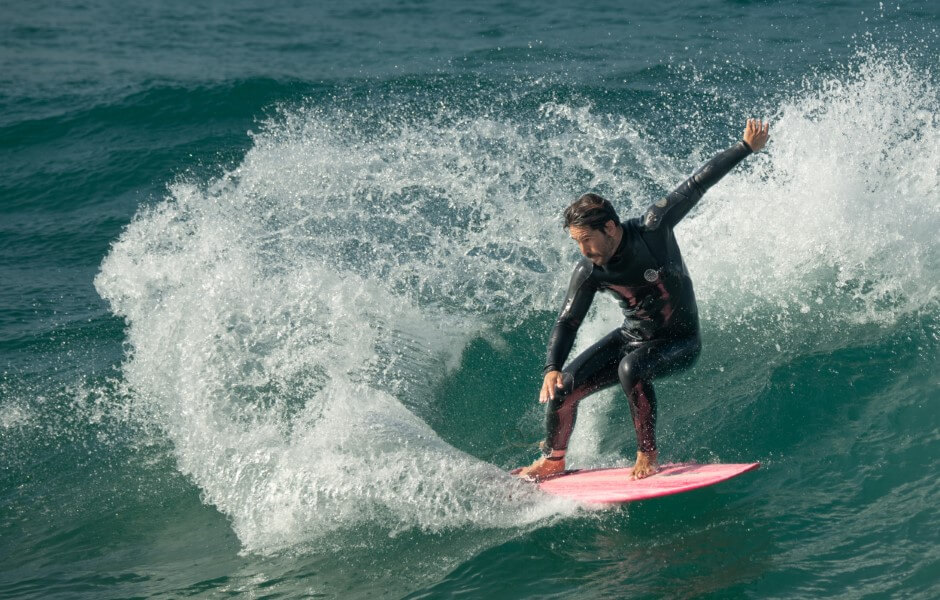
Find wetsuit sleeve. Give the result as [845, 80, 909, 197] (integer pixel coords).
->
[643, 140, 753, 230]
[544, 259, 597, 375]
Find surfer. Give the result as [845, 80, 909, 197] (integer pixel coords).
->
[516, 118, 770, 481]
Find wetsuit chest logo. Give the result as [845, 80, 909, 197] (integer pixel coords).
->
[644, 268, 659, 282]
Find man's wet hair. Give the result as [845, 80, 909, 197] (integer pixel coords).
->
[563, 193, 620, 231]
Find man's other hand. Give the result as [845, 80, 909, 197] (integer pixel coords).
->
[744, 118, 770, 152]
[540, 370, 565, 404]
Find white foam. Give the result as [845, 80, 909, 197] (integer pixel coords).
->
[683, 50, 938, 330]
[0, 399, 32, 429]
[96, 111, 585, 553]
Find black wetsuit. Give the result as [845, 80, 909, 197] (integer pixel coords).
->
[543, 140, 753, 454]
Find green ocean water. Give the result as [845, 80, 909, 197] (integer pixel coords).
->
[1, 1, 938, 598]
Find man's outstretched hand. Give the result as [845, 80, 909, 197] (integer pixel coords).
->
[540, 370, 565, 404]
[743, 118, 770, 152]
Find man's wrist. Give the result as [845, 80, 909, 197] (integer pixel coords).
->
[740, 139, 753, 152]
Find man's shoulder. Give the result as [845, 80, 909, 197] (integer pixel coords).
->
[625, 216, 668, 241]
[566, 256, 595, 288]
[572, 256, 594, 276]
[623, 216, 648, 233]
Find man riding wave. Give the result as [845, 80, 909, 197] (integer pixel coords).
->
[516, 118, 770, 481]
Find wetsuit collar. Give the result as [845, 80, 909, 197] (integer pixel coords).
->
[604, 223, 628, 268]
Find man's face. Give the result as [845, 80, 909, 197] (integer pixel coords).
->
[569, 222, 617, 266]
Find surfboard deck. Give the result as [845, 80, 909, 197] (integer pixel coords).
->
[531, 462, 760, 504]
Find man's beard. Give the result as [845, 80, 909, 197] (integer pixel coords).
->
[591, 235, 615, 265]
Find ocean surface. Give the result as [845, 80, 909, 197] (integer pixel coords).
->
[1, 1, 938, 598]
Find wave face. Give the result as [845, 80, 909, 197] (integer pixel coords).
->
[96, 44, 937, 556]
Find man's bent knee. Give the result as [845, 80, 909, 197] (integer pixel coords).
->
[618, 355, 638, 388]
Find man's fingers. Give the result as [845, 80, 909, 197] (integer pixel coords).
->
[743, 118, 770, 151]
[541, 381, 560, 402]
[746, 118, 758, 137]
[539, 372, 565, 404]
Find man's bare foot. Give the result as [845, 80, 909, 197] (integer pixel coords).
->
[516, 455, 566, 481]
[631, 450, 659, 480]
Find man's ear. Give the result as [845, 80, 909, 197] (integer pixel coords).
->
[604, 219, 618, 236]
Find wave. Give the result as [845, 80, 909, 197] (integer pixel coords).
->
[94, 48, 938, 558]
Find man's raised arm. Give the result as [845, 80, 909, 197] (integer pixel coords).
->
[643, 118, 770, 231]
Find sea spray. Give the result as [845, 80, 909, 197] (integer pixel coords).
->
[686, 49, 938, 330]
[95, 107, 593, 556]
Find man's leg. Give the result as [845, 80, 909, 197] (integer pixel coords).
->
[618, 335, 701, 479]
[517, 329, 625, 479]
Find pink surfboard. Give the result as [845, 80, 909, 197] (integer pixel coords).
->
[536, 462, 760, 504]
